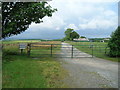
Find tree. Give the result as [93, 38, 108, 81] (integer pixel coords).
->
[108, 26, 120, 57]
[64, 28, 74, 40]
[71, 31, 79, 40]
[2, 2, 57, 38]
[64, 28, 79, 41]
[81, 36, 86, 38]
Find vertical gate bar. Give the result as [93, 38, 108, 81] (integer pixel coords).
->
[92, 45, 93, 58]
[29, 43, 31, 56]
[71, 45, 73, 58]
[27, 43, 31, 56]
[51, 44, 52, 57]
[27, 43, 29, 56]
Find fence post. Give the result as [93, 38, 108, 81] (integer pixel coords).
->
[71, 45, 73, 58]
[51, 44, 52, 57]
[92, 45, 93, 58]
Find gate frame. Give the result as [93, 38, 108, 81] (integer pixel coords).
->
[27, 43, 94, 58]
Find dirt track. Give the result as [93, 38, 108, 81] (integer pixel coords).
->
[58, 43, 118, 88]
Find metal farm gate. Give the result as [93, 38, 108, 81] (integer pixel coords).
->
[27, 43, 94, 58]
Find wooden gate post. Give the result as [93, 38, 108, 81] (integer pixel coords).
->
[71, 45, 73, 58]
[27, 43, 31, 56]
[21, 49, 23, 54]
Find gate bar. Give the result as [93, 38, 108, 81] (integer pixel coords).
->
[51, 44, 52, 57]
[92, 45, 93, 58]
[71, 45, 73, 58]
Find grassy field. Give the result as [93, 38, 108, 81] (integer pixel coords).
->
[2, 40, 68, 88]
[67, 41, 119, 62]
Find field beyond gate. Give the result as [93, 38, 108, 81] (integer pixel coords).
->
[28, 42, 93, 58]
[30, 43, 61, 57]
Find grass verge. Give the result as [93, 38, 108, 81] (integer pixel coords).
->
[3, 55, 67, 88]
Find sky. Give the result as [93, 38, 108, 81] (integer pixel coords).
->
[7, 0, 119, 40]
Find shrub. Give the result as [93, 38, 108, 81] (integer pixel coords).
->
[108, 26, 120, 57]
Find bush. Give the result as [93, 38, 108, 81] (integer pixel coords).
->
[108, 26, 120, 57]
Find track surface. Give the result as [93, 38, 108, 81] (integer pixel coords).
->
[61, 43, 92, 58]
[58, 43, 118, 88]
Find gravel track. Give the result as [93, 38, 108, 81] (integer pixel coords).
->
[58, 43, 119, 88]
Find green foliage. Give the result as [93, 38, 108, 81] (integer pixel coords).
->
[64, 28, 80, 41]
[108, 26, 120, 57]
[2, 2, 57, 38]
[72, 31, 80, 40]
[81, 36, 86, 38]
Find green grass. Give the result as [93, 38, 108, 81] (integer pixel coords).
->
[3, 55, 67, 88]
[2, 41, 67, 88]
[3, 56, 47, 88]
[67, 41, 119, 62]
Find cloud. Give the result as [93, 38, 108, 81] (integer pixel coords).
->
[103, 10, 117, 16]
[51, 0, 119, 3]
[7, 0, 118, 39]
[65, 24, 79, 30]
[28, 13, 66, 32]
[55, 27, 60, 30]
[78, 8, 118, 30]
[79, 18, 117, 30]
[30, 0, 118, 32]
